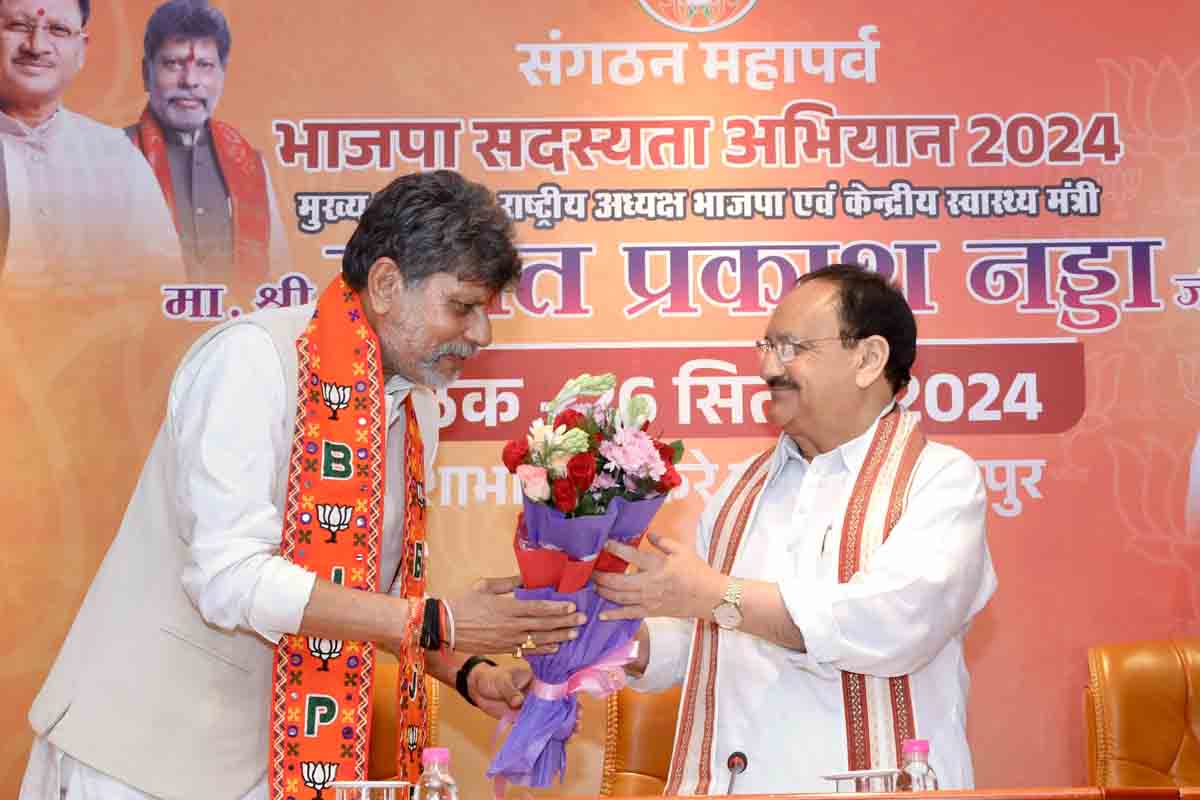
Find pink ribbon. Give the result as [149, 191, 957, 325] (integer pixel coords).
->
[490, 639, 639, 799]
[530, 639, 639, 702]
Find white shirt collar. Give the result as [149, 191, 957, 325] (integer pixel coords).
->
[768, 401, 897, 480]
[385, 374, 415, 395]
[0, 105, 63, 140]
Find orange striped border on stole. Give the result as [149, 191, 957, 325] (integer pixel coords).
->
[839, 409, 926, 772]
[666, 449, 773, 796]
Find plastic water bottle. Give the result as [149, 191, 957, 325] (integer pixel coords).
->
[898, 738, 939, 791]
[416, 748, 458, 800]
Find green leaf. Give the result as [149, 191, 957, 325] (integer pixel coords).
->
[669, 440, 685, 464]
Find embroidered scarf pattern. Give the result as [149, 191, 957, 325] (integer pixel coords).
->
[132, 107, 270, 281]
[267, 278, 428, 799]
[665, 408, 926, 794]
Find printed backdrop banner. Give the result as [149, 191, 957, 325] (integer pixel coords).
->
[3, 1, 1198, 796]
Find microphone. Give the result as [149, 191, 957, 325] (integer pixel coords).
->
[725, 751, 748, 795]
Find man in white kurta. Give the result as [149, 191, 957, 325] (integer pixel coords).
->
[0, 107, 183, 286]
[0, 0, 182, 286]
[20, 171, 584, 800]
[20, 308, 441, 799]
[598, 265, 997, 794]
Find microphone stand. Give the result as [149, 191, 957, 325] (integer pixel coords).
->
[726, 751, 748, 795]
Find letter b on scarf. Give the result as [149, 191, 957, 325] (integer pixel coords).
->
[322, 441, 354, 480]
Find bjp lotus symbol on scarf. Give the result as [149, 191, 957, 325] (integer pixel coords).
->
[306, 637, 344, 671]
[300, 760, 339, 800]
[317, 503, 353, 544]
[321, 381, 351, 420]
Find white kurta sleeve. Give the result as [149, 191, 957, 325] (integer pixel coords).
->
[632, 471, 736, 691]
[628, 616, 691, 692]
[168, 324, 317, 642]
[779, 446, 996, 676]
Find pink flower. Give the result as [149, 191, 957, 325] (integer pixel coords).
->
[590, 471, 618, 491]
[516, 464, 550, 502]
[599, 428, 667, 481]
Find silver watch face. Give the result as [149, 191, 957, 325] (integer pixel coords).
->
[713, 601, 743, 629]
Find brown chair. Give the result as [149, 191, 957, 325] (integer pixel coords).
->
[369, 657, 440, 780]
[1085, 637, 1200, 787]
[600, 686, 682, 796]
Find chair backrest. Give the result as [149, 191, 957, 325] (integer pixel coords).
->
[1085, 637, 1200, 786]
[600, 686, 682, 796]
[369, 657, 440, 780]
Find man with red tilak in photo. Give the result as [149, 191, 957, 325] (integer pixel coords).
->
[126, 0, 291, 284]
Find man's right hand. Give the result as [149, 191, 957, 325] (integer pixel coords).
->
[449, 576, 585, 656]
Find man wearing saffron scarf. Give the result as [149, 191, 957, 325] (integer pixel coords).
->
[598, 265, 997, 794]
[21, 170, 584, 800]
[125, 0, 290, 283]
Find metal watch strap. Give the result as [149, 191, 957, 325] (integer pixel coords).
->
[724, 578, 743, 608]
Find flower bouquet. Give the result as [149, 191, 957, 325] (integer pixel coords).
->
[486, 373, 683, 789]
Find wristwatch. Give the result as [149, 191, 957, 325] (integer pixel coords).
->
[712, 578, 744, 630]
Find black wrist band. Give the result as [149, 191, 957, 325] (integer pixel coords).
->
[419, 598, 442, 650]
[455, 655, 497, 707]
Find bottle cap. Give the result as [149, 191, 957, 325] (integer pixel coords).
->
[422, 747, 450, 766]
[902, 739, 930, 754]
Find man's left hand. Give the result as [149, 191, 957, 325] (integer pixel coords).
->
[465, 662, 585, 733]
[467, 662, 531, 721]
[594, 533, 725, 621]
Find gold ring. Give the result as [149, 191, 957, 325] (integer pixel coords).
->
[523, 633, 537, 651]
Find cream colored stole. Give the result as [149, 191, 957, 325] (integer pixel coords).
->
[665, 408, 927, 795]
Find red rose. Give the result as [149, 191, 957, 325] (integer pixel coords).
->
[655, 441, 677, 466]
[554, 408, 587, 430]
[501, 438, 529, 474]
[566, 451, 597, 491]
[552, 477, 578, 513]
[657, 465, 682, 493]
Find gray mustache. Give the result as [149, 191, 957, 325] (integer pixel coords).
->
[430, 342, 478, 360]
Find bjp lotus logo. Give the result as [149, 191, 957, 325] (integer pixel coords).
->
[317, 503, 353, 544]
[307, 637, 343, 671]
[322, 381, 351, 420]
[638, 0, 757, 33]
[301, 760, 338, 800]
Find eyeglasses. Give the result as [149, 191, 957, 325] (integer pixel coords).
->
[753, 336, 848, 364]
[1, 17, 85, 43]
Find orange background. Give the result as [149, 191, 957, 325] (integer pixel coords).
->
[3, 2, 1199, 797]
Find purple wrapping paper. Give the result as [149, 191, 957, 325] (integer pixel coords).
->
[486, 494, 667, 788]
[520, 493, 666, 556]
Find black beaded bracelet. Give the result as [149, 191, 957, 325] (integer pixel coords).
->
[455, 655, 497, 707]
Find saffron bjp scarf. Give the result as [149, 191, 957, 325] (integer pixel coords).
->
[268, 278, 429, 798]
[666, 407, 927, 794]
